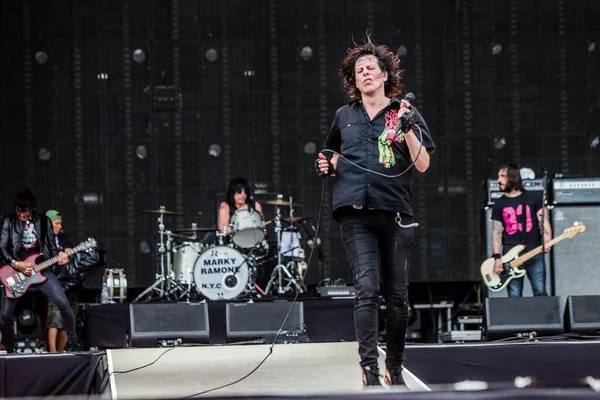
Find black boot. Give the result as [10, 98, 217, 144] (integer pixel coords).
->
[384, 362, 406, 387]
[65, 341, 83, 352]
[361, 364, 382, 389]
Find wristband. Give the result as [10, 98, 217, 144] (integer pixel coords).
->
[492, 253, 501, 260]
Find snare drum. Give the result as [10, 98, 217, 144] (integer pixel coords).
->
[172, 242, 205, 284]
[101, 269, 127, 304]
[193, 246, 249, 300]
[230, 208, 265, 248]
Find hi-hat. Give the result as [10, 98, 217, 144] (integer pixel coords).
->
[139, 209, 183, 215]
[263, 199, 302, 207]
[282, 216, 310, 224]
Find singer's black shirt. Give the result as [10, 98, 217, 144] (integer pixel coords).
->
[324, 97, 435, 222]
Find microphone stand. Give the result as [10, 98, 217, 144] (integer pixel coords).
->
[540, 166, 548, 294]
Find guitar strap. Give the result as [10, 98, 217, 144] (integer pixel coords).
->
[518, 191, 528, 247]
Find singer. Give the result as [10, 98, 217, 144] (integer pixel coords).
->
[315, 38, 435, 389]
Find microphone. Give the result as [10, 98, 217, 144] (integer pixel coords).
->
[396, 93, 417, 134]
[403, 92, 416, 107]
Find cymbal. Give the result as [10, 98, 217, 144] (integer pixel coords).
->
[139, 209, 183, 216]
[171, 227, 214, 233]
[282, 216, 310, 224]
[263, 199, 302, 207]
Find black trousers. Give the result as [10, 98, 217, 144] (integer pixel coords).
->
[0, 271, 77, 352]
[339, 207, 413, 368]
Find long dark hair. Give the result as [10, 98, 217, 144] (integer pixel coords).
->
[340, 36, 405, 100]
[225, 177, 255, 210]
[14, 188, 37, 212]
[499, 163, 525, 192]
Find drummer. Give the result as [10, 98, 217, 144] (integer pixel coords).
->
[218, 177, 266, 236]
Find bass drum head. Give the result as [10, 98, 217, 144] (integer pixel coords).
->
[193, 246, 248, 300]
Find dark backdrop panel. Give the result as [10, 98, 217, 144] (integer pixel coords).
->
[1, 0, 598, 287]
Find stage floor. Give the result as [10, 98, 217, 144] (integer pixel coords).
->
[3, 340, 600, 398]
[108, 340, 600, 399]
[108, 342, 416, 398]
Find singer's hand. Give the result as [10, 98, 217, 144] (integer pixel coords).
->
[316, 153, 338, 176]
[400, 99, 411, 110]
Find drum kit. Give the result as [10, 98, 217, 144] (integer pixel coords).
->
[133, 196, 311, 303]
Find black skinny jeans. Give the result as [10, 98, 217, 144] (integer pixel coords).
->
[0, 271, 77, 352]
[340, 207, 413, 368]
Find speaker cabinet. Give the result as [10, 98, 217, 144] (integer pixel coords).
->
[552, 206, 600, 310]
[226, 301, 304, 341]
[564, 296, 600, 336]
[129, 302, 210, 347]
[484, 297, 564, 341]
[482, 207, 552, 297]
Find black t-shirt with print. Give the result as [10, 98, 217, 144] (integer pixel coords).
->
[491, 191, 543, 253]
[18, 220, 40, 260]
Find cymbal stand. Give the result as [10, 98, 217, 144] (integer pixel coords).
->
[281, 195, 302, 258]
[216, 225, 226, 246]
[287, 198, 307, 291]
[288, 195, 295, 218]
[265, 195, 303, 296]
[134, 208, 172, 302]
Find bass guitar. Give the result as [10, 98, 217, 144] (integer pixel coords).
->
[481, 224, 585, 292]
[0, 238, 97, 298]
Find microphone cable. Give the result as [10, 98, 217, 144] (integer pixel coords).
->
[321, 123, 425, 179]
[184, 181, 327, 397]
[185, 116, 426, 397]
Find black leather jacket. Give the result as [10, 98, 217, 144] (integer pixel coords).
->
[0, 213, 59, 265]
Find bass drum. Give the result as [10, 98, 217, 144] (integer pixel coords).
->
[193, 246, 249, 300]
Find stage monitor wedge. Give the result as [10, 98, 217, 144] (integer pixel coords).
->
[129, 302, 210, 347]
[484, 296, 564, 341]
[226, 301, 304, 342]
[564, 295, 600, 336]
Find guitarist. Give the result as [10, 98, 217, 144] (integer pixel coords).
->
[0, 189, 78, 353]
[491, 164, 553, 297]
